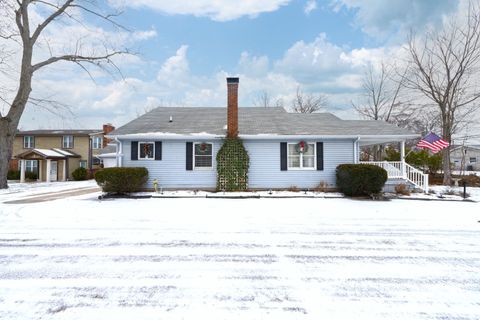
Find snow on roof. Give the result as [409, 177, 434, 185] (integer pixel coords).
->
[35, 149, 65, 157]
[52, 148, 74, 156]
[110, 107, 417, 137]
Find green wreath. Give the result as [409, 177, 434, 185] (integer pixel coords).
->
[295, 141, 308, 153]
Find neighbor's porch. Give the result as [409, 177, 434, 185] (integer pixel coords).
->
[15, 148, 80, 183]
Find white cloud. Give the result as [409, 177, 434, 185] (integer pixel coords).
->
[237, 52, 270, 77]
[304, 0, 317, 15]
[108, 0, 291, 21]
[331, 0, 458, 40]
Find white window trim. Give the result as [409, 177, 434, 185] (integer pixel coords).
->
[92, 136, 103, 149]
[23, 136, 34, 148]
[193, 142, 214, 170]
[79, 160, 87, 169]
[63, 135, 74, 149]
[287, 142, 316, 170]
[470, 157, 477, 163]
[138, 141, 155, 160]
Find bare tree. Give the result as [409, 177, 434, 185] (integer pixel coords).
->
[353, 63, 412, 123]
[352, 62, 414, 160]
[291, 86, 328, 113]
[0, 0, 130, 189]
[252, 90, 284, 108]
[404, 2, 480, 184]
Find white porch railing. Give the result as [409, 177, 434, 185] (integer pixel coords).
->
[360, 161, 429, 193]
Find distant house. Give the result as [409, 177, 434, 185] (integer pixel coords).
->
[97, 143, 117, 168]
[108, 78, 428, 191]
[10, 124, 115, 182]
[450, 145, 480, 171]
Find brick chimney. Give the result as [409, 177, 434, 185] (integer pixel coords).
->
[102, 123, 115, 147]
[226, 77, 239, 138]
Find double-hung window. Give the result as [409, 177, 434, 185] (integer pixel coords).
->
[470, 157, 477, 164]
[19, 160, 38, 173]
[92, 136, 103, 149]
[63, 135, 74, 149]
[194, 142, 213, 169]
[138, 142, 155, 160]
[23, 136, 34, 149]
[287, 142, 315, 170]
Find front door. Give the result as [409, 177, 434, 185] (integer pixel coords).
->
[50, 161, 58, 182]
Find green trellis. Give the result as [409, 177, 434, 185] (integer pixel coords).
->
[216, 138, 249, 191]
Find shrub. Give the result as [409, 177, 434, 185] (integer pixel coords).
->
[94, 167, 148, 194]
[460, 174, 480, 187]
[313, 181, 329, 192]
[72, 167, 88, 181]
[336, 164, 388, 197]
[287, 185, 300, 192]
[394, 183, 410, 196]
[25, 171, 37, 181]
[7, 170, 20, 180]
[384, 147, 442, 174]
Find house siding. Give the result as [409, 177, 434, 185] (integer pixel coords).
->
[244, 139, 354, 189]
[121, 138, 355, 189]
[122, 139, 221, 189]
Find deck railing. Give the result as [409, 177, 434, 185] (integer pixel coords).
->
[360, 161, 429, 193]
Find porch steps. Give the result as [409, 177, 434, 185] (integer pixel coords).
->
[360, 161, 429, 193]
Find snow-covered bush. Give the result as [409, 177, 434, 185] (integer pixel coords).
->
[336, 164, 388, 197]
[94, 167, 148, 194]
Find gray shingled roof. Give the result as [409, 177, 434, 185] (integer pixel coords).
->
[110, 107, 416, 137]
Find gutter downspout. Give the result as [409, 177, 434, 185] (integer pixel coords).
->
[114, 137, 122, 167]
[354, 137, 360, 164]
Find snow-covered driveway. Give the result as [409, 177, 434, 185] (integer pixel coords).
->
[0, 194, 479, 319]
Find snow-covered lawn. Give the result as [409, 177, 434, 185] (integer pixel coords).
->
[0, 180, 97, 200]
[0, 190, 479, 319]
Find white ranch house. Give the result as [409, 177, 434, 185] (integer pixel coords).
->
[108, 78, 428, 192]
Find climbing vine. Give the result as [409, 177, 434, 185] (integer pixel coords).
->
[216, 138, 249, 191]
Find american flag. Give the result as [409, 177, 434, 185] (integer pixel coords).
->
[416, 132, 450, 153]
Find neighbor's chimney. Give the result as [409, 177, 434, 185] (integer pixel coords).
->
[102, 123, 115, 147]
[227, 77, 239, 138]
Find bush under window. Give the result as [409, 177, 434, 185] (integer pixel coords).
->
[72, 167, 88, 181]
[7, 170, 20, 180]
[336, 164, 388, 196]
[94, 167, 148, 194]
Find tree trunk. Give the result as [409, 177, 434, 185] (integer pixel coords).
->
[442, 125, 452, 185]
[0, 44, 33, 189]
[0, 121, 16, 189]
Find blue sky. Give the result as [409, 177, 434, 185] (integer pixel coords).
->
[11, 0, 461, 130]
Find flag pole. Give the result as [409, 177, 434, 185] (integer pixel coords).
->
[403, 148, 415, 160]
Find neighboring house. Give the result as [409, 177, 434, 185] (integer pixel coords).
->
[10, 124, 115, 182]
[97, 143, 117, 168]
[109, 78, 426, 191]
[450, 145, 480, 171]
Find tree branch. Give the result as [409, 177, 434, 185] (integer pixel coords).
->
[30, 0, 73, 44]
[31, 51, 128, 72]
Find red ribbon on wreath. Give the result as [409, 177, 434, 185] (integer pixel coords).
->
[295, 141, 308, 153]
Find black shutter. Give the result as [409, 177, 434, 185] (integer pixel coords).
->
[316, 142, 324, 171]
[186, 142, 193, 170]
[155, 141, 162, 160]
[131, 141, 138, 160]
[280, 142, 287, 171]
